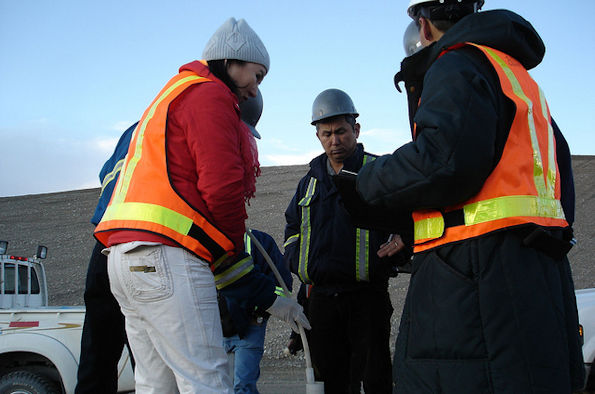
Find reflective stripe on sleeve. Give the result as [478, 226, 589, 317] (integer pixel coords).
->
[275, 286, 286, 297]
[214, 256, 254, 290]
[354, 153, 375, 281]
[355, 228, 370, 281]
[99, 158, 125, 197]
[244, 232, 252, 254]
[283, 234, 299, 248]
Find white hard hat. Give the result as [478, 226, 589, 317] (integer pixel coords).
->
[407, 0, 484, 18]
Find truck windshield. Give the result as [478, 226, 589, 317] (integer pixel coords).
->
[2, 264, 41, 295]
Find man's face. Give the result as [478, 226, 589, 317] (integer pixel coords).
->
[316, 116, 360, 166]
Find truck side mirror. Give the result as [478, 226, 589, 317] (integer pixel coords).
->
[0, 241, 7, 255]
[36, 245, 47, 259]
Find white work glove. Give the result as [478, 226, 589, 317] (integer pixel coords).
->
[266, 296, 311, 332]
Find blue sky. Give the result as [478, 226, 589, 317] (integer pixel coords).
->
[1, 0, 594, 197]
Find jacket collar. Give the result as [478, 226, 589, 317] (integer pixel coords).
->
[309, 143, 365, 184]
[178, 60, 238, 104]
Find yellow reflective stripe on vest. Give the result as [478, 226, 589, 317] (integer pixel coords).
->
[214, 256, 254, 290]
[464, 195, 564, 224]
[538, 87, 557, 198]
[113, 75, 207, 204]
[414, 214, 445, 241]
[101, 201, 194, 236]
[355, 154, 375, 282]
[481, 47, 553, 199]
[415, 195, 565, 241]
[284, 234, 299, 248]
[298, 177, 317, 284]
[99, 158, 125, 197]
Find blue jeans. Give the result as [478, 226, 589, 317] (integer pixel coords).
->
[223, 319, 268, 393]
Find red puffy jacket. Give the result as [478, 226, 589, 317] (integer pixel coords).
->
[106, 61, 248, 253]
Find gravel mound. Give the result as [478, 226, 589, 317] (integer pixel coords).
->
[1, 158, 593, 392]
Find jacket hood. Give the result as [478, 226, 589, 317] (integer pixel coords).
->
[395, 9, 545, 129]
[435, 9, 545, 70]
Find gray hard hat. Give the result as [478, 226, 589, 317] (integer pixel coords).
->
[403, 21, 423, 57]
[311, 89, 359, 125]
[240, 89, 263, 139]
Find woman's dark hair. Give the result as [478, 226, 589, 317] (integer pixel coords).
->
[206, 59, 246, 95]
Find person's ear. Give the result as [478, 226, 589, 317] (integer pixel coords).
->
[354, 123, 360, 139]
[419, 17, 434, 43]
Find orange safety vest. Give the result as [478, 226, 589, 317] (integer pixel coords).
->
[95, 69, 235, 264]
[412, 43, 568, 253]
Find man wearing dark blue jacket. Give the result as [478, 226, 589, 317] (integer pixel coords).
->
[284, 89, 410, 394]
[76, 122, 137, 394]
[220, 229, 292, 393]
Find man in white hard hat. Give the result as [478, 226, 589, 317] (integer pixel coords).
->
[356, 1, 584, 392]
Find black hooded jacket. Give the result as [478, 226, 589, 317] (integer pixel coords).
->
[354, 10, 584, 393]
[357, 10, 574, 223]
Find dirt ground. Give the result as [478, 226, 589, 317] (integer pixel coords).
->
[1, 157, 593, 392]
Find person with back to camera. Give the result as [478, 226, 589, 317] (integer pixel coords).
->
[356, 1, 584, 392]
[94, 17, 309, 393]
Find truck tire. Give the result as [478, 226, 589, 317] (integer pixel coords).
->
[0, 370, 60, 394]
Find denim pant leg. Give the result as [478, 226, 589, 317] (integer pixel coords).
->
[224, 320, 267, 393]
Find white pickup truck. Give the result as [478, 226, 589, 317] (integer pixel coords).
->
[577, 288, 595, 391]
[0, 241, 134, 394]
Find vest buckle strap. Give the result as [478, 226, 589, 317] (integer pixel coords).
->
[522, 226, 575, 261]
[442, 209, 465, 228]
[188, 222, 227, 262]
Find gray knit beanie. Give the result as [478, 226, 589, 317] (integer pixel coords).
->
[202, 17, 270, 71]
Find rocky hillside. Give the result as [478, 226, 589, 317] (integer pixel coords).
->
[1, 157, 593, 371]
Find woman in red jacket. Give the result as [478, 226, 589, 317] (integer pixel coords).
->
[95, 18, 308, 393]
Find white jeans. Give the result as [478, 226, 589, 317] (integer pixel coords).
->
[106, 242, 232, 394]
